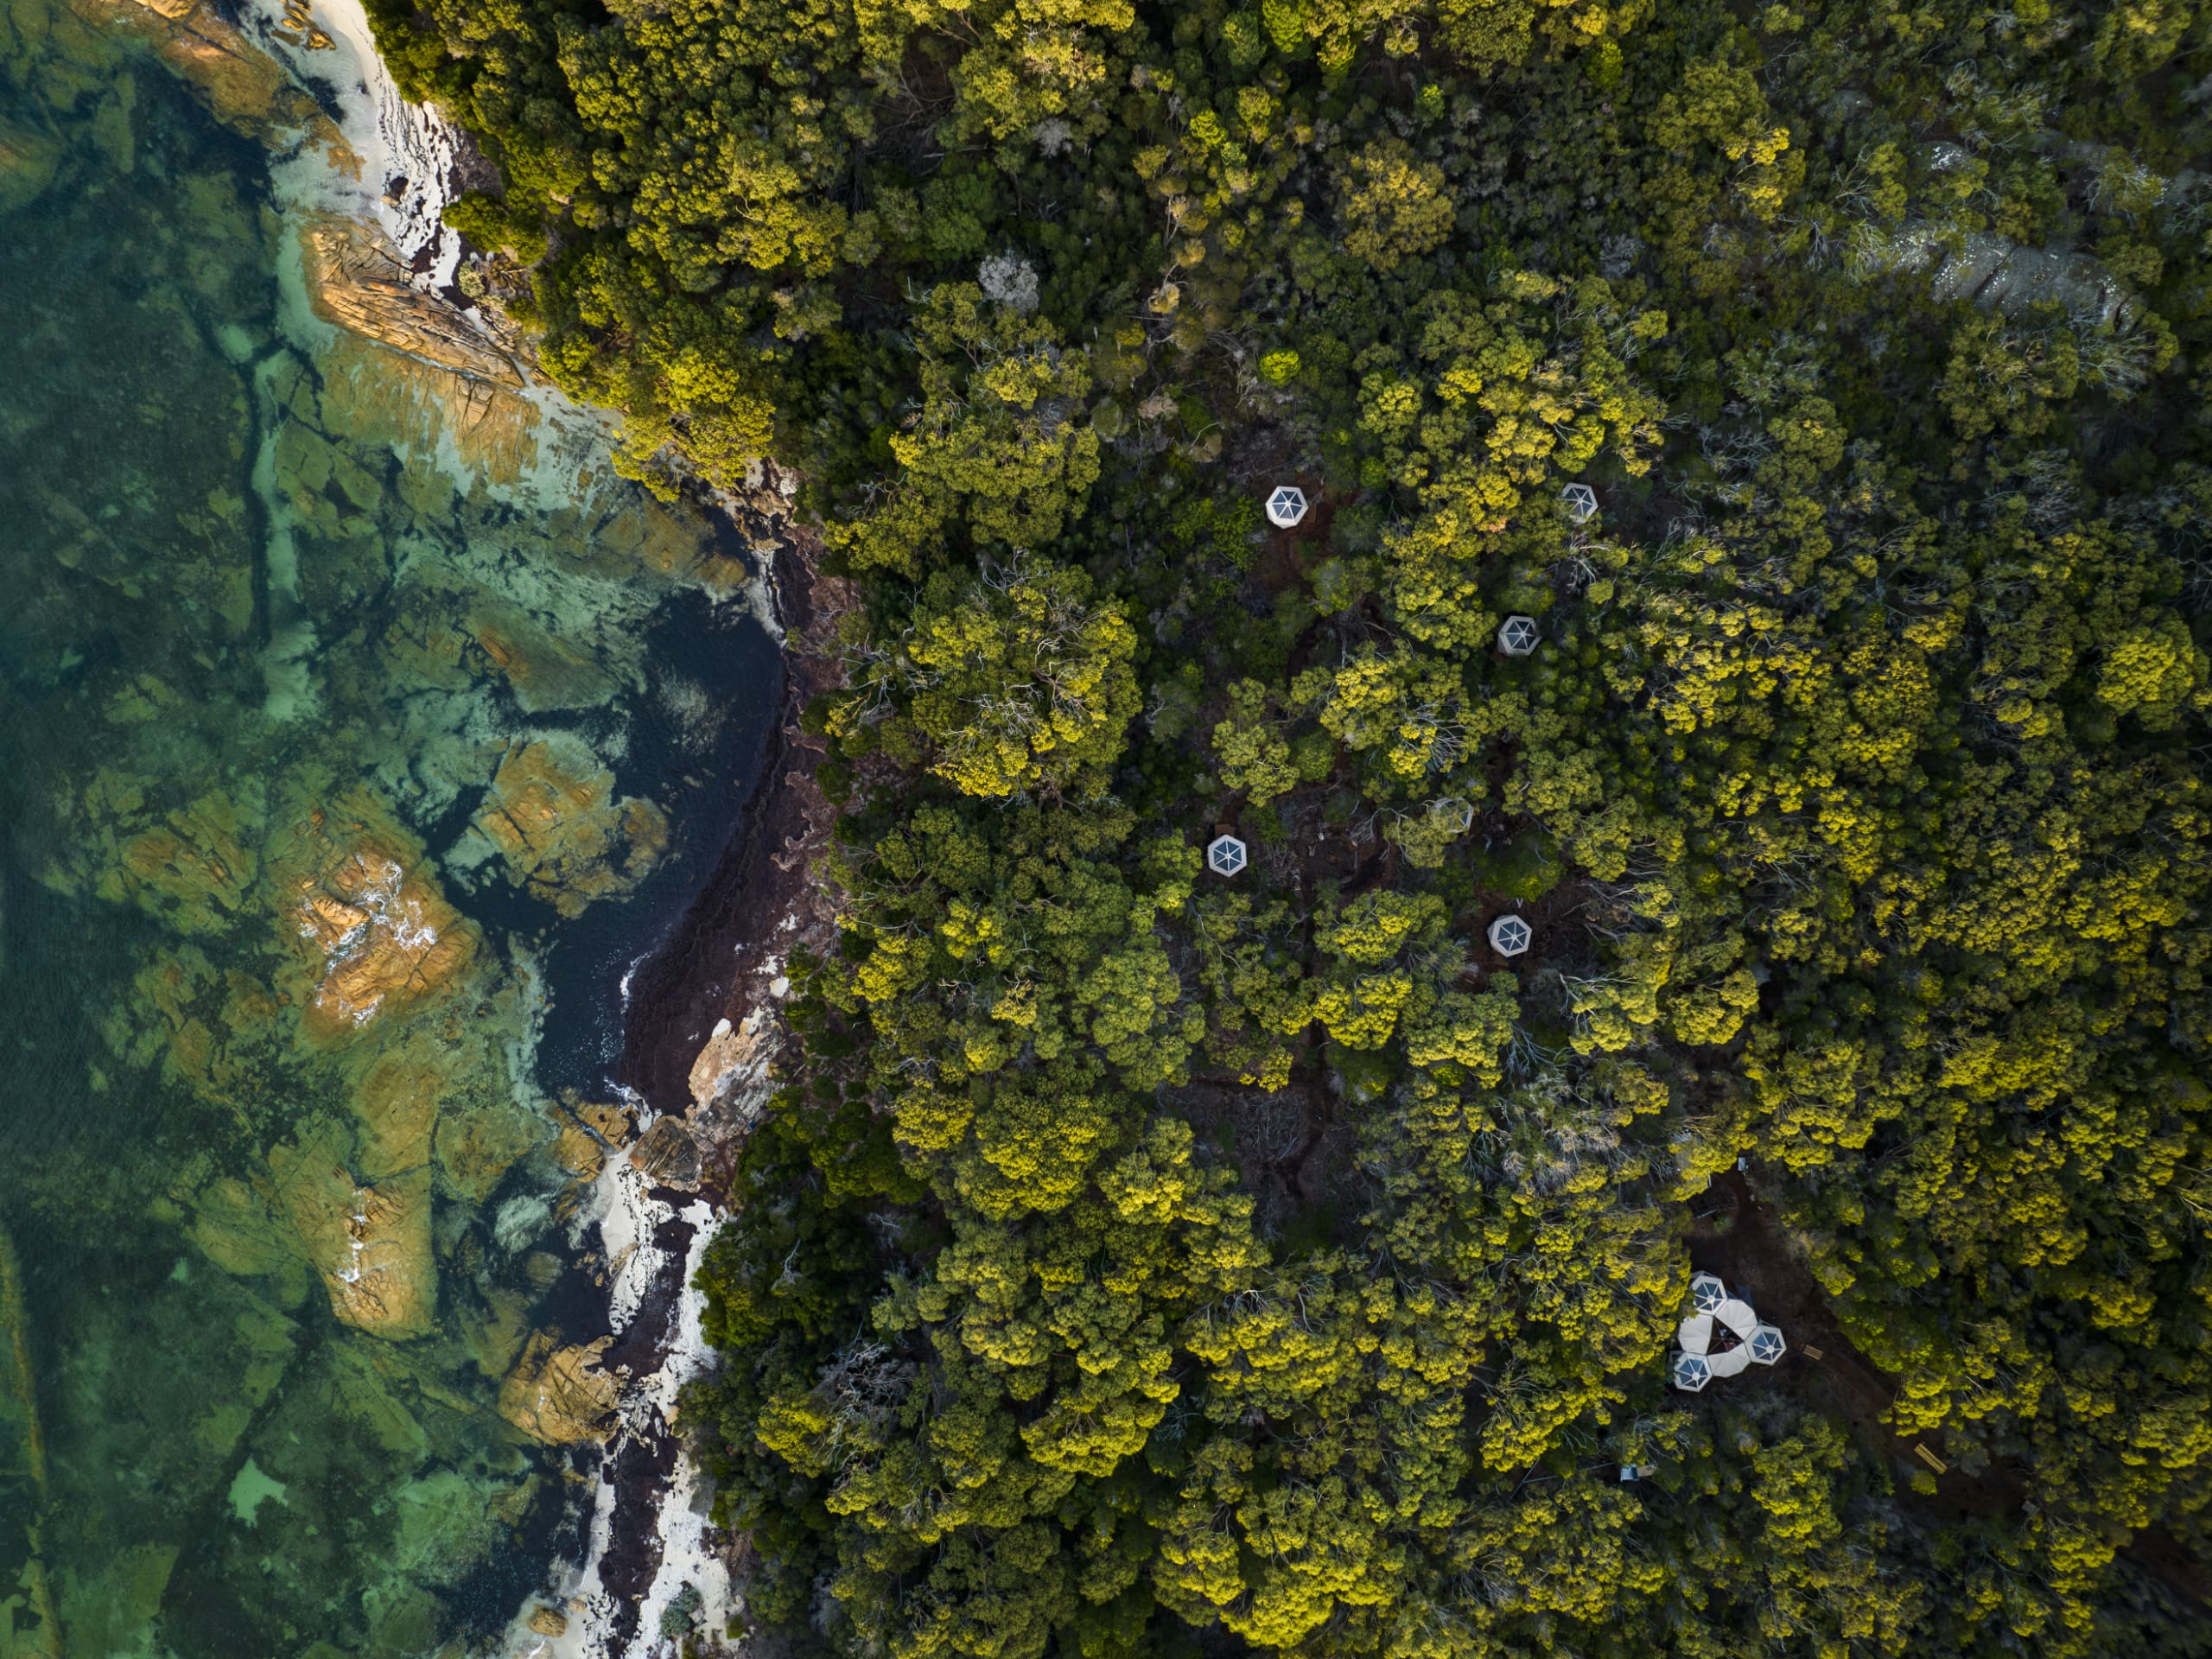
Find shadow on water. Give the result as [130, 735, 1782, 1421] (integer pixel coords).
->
[449, 585, 785, 1103]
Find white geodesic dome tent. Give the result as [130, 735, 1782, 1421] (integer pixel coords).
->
[1671, 1271, 1786, 1391]
[1207, 834, 1248, 877]
[1265, 486, 1308, 529]
[1498, 614, 1540, 656]
[1487, 914, 1532, 957]
[1560, 482, 1599, 523]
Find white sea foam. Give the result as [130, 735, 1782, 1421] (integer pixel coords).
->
[238, 0, 462, 285]
[499, 1123, 739, 1659]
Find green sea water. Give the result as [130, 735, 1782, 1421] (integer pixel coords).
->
[0, 7, 773, 1655]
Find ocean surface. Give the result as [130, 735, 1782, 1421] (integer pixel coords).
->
[0, 8, 774, 1654]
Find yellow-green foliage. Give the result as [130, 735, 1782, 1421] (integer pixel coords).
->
[394, 0, 2212, 1644]
[902, 559, 1139, 799]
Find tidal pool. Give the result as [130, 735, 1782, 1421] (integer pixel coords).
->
[0, 5, 776, 1653]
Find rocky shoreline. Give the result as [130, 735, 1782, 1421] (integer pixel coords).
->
[624, 526, 842, 1130]
[543, 519, 847, 1659]
[39, 0, 838, 1648]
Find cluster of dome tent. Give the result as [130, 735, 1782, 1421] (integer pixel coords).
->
[1207, 817, 1535, 957]
[1671, 1273, 1789, 1392]
[1245, 477, 1777, 1403]
[1237, 485, 1555, 959]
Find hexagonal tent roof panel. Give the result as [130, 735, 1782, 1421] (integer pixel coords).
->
[1206, 835, 1248, 876]
[1560, 482, 1599, 523]
[1748, 1325, 1787, 1364]
[1671, 1351, 1711, 1392]
[1689, 1273, 1727, 1313]
[1488, 914, 1532, 957]
[1265, 486, 1309, 529]
[1498, 614, 1540, 656]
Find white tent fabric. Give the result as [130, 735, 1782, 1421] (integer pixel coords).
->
[1705, 1345, 1753, 1379]
[1713, 1299, 1758, 1341]
[1670, 1278, 1787, 1392]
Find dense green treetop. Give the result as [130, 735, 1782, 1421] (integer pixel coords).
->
[374, 0, 2212, 1648]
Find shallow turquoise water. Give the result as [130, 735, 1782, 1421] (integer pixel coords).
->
[0, 11, 771, 1655]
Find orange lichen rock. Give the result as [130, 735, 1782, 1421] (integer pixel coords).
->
[499, 1333, 619, 1444]
[553, 1123, 607, 1182]
[314, 332, 552, 491]
[276, 795, 476, 1039]
[298, 217, 526, 388]
[470, 735, 668, 917]
[575, 1100, 637, 1145]
[270, 1132, 435, 1340]
[294, 846, 472, 1034]
[551, 1097, 633, 1179]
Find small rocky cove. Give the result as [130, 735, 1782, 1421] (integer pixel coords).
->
[0, 0, 795, 1653]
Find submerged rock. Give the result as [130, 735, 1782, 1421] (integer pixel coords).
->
[186, 1173, 307, 1287]
[277, 796, 476, 1039]
[100, 789, 259, 936]
[57, 1542, 177, 1659]
[467, 734, 668, 917]
[387, 1467, 514, 1587]
[80, 0, 313, 141]
[314, 1338, 431, 1459]
[315, 331, 556, 496]
[434, 1090, 547, 1205]
[461, 1287, 534, 1380]
[351, 1034, 447, 1181]
[466, 598, 619, 714]
[0, 118, 61, 215]
[269, 1126, 436, 1339]
[499, 1332, 619, 1444]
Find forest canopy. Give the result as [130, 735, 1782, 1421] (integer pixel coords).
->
[369, 0, 2212, 1648]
